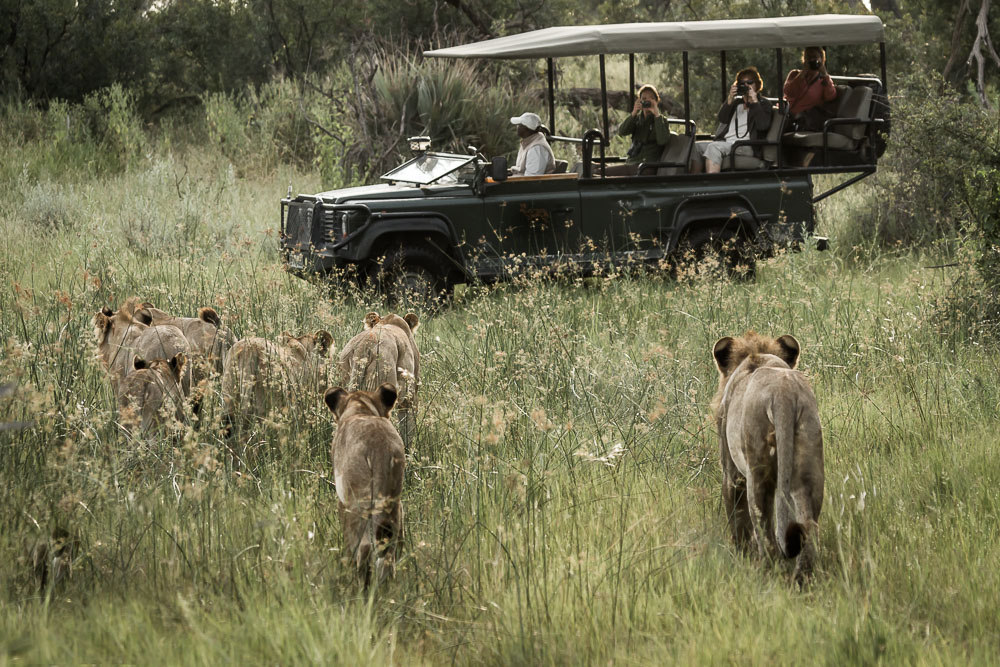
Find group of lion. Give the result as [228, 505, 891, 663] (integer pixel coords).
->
[95, 297, 823, 586]
[94, 298, 419, 585]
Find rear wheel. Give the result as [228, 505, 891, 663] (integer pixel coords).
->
[370, 244, 453, 309]
[672, 228, 756, 281]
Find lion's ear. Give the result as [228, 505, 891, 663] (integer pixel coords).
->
[101, 306, 114, 317]
[364, 312, 380, 329]
[376, 383, 397, 417]
[169, 352, 186, 379]
[404, 313, 419, 331]
[324, 387, 349, 419]
[133, 356, 148, 371]
[314, 330, 334, 356]
[198, 307, 222, 327]
[776, 335, 800, 368]
[712, 337, 737, 374]
[133, 308, 153, 326]
[94, 312, 112, 343]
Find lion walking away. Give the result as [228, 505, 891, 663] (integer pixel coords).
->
[711, 332, 824, 584]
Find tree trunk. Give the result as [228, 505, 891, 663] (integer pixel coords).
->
[870, 0, 903, 18]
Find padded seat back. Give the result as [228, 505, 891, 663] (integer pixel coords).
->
[726, 108, 785, 170]
[656, 132, 693, 175]
[552, 159, 569, 174]
[832, 85, 873, 141]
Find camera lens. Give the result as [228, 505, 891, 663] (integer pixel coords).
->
[808, 59, 821, 70]
[641, 100, 651, 108]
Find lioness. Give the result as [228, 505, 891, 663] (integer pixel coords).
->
[130, 298, 235, 374]
[94, 306, 147, 392]
[117, 353, 186, 434]
[338, 312, 419, 444]
[221, 330, 334, 430]
[711, 332, 824, 583]
[325, 384, 405, 586]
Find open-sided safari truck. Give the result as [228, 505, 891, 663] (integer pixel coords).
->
[281, 14, 889, 301]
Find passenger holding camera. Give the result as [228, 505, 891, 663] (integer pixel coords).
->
[784, 46, 838, 131]
[691, 67, 773, 174]
[611, 84, 671, 175]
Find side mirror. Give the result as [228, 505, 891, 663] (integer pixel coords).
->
[491, 156, 508, 182]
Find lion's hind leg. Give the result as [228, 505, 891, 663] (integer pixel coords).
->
[720, 436, 752, 551]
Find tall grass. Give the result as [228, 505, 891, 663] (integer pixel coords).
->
[3, 115, 1000, 664]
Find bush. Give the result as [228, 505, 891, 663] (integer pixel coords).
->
[852, 73, 997, 248]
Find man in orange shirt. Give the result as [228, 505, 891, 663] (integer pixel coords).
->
[783, 46, 837, 131]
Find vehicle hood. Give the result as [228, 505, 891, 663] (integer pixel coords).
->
[313, 182, 469, 204]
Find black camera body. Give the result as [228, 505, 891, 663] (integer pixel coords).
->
[640, 99, 652, 109]
[736, 83, 750, 96]
[808, 59, 822, 70]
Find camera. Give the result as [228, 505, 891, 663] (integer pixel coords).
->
[737, 82, 750, 95]
[808, 59, 821, 70]
[640, 99, 652, 108]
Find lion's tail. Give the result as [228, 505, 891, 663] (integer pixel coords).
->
[773, 397, 805, 559]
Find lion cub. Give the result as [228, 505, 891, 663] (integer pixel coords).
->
[712, 332, 824, 583]
[325, 384, 405, 586]
[338, 312, 419, 444]
[117, 353, 186, 434]
[221, 330, 334, 430]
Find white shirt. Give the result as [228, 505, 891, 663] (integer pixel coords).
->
[512, 132, 555, 176]
[723, 104, 751, 144]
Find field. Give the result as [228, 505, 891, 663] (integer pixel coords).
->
[2, 148, 999, 664]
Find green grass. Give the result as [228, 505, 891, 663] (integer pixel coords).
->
[1, 141, 998, 664]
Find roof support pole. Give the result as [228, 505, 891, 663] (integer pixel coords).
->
[775, 48, 784, 108]
[547, 57, 556, 135]
[629, 53, 635, 109]
[600, 54, 609, 145]
[682, 51, 690, 122]
[720, 50, 728, 100]
[880, 42, 888, 94]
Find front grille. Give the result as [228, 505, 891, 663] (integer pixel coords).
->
[320, 208, 341, 244]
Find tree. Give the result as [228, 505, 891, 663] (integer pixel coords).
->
[944, 0, 1000, 107]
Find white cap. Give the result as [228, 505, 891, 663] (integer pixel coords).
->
[510, 112, 541, 130]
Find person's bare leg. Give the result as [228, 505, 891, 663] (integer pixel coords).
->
[706, 159, 721, 174]
[690, 160, 703, 174]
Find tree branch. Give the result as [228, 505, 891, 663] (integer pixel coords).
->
[442, 0, 493, 39]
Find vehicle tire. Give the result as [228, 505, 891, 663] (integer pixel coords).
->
[672, 228, 756, 281]
[370, 244, 452, 309]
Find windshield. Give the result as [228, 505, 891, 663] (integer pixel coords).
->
[381, 152, 476, 185]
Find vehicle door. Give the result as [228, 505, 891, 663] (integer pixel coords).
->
[482, 177, 582, 266]
[578, 178, 680, 262]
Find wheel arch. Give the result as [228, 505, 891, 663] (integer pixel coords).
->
[358, 216, 468, 280]
[668, 196, 762, 252]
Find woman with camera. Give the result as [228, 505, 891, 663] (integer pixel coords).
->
[610, 84, 671, 175]
[783, 46, 838, 131]
[690, 67, 773, 174]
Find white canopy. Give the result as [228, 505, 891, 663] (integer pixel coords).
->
[424, 14, 884, 60]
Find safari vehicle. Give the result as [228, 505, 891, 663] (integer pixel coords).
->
[281, 14, 889, 299]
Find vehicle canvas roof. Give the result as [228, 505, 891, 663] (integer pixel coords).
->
[424, 14, 884, 60]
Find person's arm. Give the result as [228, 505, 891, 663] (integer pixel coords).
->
[784, 70, 806, 103]
[618, 113, 637, 138]
[652, 114, 672, 146]
[717, 101, 735, 125]
[820, 75, 837, 102]
[748, 96, 773, 132]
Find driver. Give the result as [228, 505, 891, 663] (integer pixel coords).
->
[509, 112, 555, 176]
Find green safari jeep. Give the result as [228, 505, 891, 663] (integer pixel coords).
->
[281, 14, 889, 301]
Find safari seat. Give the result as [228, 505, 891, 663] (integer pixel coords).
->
[723, 107, 786, 170]
[552, 159, 569, 174]
[783, 84, 873, 152]
[655, 131, 694, 175]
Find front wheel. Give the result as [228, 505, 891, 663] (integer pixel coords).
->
[370, 244, 453, 309]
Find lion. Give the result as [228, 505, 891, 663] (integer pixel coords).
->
[220, 330, 334, 432]
[711, 332, 824, 584]
[117, 353, 186, 434]
[325, 383, 405, 586]
[338, 312, 419, 444]
[94, 306, 147, 392]
[128, 298, 235, 374]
